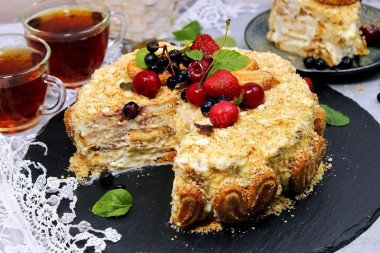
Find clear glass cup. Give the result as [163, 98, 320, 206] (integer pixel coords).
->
[0, 33, 66, 134]
[21, 0, 127, 88]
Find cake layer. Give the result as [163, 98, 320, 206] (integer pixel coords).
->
[267, 0, 369, 66]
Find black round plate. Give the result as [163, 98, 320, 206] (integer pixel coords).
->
[244, 5, 380, 77]
[25, 84, 380, 252]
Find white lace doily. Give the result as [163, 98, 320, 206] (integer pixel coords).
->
[0, 1, 265, 252]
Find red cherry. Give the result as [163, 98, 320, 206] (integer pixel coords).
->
[302, 77, 314, 92]
[240, 82, 265, 109]
[186, 83, 208, 107]
[209, 101, 239, 128]
[360, 24, 380, 46]
[187, 59, 211, 83]
[132, 70, 161, 98]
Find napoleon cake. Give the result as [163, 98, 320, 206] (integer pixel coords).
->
[65, 34, 326, 230]
[266, 0, 369, 67]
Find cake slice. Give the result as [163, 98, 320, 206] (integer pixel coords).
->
[65, 42, 326, 230]
[266, 0, 369, 67]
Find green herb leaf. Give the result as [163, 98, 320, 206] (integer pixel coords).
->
[120, 82, 134, 91]
[232, 92, 244, 106]
[92, 189, 133, 217]
[320, 104, 350, 126]
[208, 49, 249, 77]
[215, 36, 236, 47]
[172, 20, 201, 41]
[186, 50, 203, 60]
[135, 48, 149, 69]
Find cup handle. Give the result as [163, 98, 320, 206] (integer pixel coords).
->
[40, 75, 66, 115]
[107, 12, 128, 51]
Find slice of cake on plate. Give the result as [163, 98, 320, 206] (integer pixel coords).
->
[65, 36, 326, 230]
[267, 0, 369, 67]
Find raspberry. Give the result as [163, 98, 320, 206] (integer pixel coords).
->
[191, 34, 220, 60]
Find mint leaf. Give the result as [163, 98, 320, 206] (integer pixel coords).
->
[232, 92, 244, 106]
[215, 36, 236, 47]
[186, 50, 203, 60]
[135, 48, 149, 69]
[92, 189, 132, 217]
[120, 82, 133, 91]
[320, 104, 350, 126]
[208, 49, 249, 77]
[172, 20, 201, 41]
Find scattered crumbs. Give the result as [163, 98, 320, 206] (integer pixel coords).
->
[355, 84, 365, 93]
[291, 214, 294, 218]
[171, 238, 174, 241]
[328, 157, 333, 162]
[189, 220, 223, 234]
[186, 244, 188, 247]
[288, 56, 296, 62]
[174, 235, 177, 239]
[284, 220, 288, 223]
[61, 175, 65, 179]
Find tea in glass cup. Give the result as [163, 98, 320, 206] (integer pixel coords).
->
[0, 33, 66, 134]
[21, 0, 127, 88]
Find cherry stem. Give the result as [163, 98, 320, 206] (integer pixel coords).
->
[198, 19, 231, 87]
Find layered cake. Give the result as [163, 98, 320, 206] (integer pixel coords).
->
[65, 38, 326, 229]
[266, 0, 369, 67]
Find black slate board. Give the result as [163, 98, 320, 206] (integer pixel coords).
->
[25, 84, 380, 252]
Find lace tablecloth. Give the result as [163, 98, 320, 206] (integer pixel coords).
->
[1, 0, 379, 252]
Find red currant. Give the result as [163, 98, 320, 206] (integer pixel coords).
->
[187, 59, 211, 83]
[209, 101, 239, 128]
[302, 77, 314, 92]
[240, 82, 265, 109]
[132, 70, 161, 98]
[186, 83, 208, 107]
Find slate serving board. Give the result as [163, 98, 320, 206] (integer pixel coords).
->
[25, 84, 380, 252]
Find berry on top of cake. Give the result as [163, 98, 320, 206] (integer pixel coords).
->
[65, 32, 326, 231]
[267, 0, 369, 67]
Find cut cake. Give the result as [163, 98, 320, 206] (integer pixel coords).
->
[64, 43, 326, 230]
[266, 0, 369, 67]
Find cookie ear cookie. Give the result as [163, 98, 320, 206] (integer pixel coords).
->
[317, 0, 357, 5]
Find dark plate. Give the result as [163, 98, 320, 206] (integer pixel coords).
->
[25, 84, 380, 252]
[244, 5, 380, 77]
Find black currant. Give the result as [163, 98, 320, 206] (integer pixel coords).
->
[144, 53, 157, 66]
[181, 53, 192, 67]
[123, 101, 140, 120]
[158, 56, 169, 71]
[315, 58, 326, 70]
[168, 49, 182, 62]
[201, 97, 216, 116]
[166, 76, 178, 89]
[215, 95, 230, 104]
[100, 172, 113, 187]
[303, 56, 315, 69]
[377, 92, 380, 103]
[176, 69, 190, 83]
[168, 61, 180, 74]
[148, 63, 160, 73]
[339, 56, 353, 69]
[146, 41, 159, 53]
[181, 88, 188, 102]
[112, 184, 127, 190]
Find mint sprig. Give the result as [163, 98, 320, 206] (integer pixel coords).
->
[320, 104, 350, 126]
[135, 48, 149, 69]
[172, 20, 201, 41]
[208, 49, 249, 77]
[185, 50, 203, 60]
[92, 189, 133, 217]
[215, 36, 236, 47]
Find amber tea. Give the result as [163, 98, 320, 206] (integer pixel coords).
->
[0, 48, 47, 130]
[27, 7, 109, 86]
